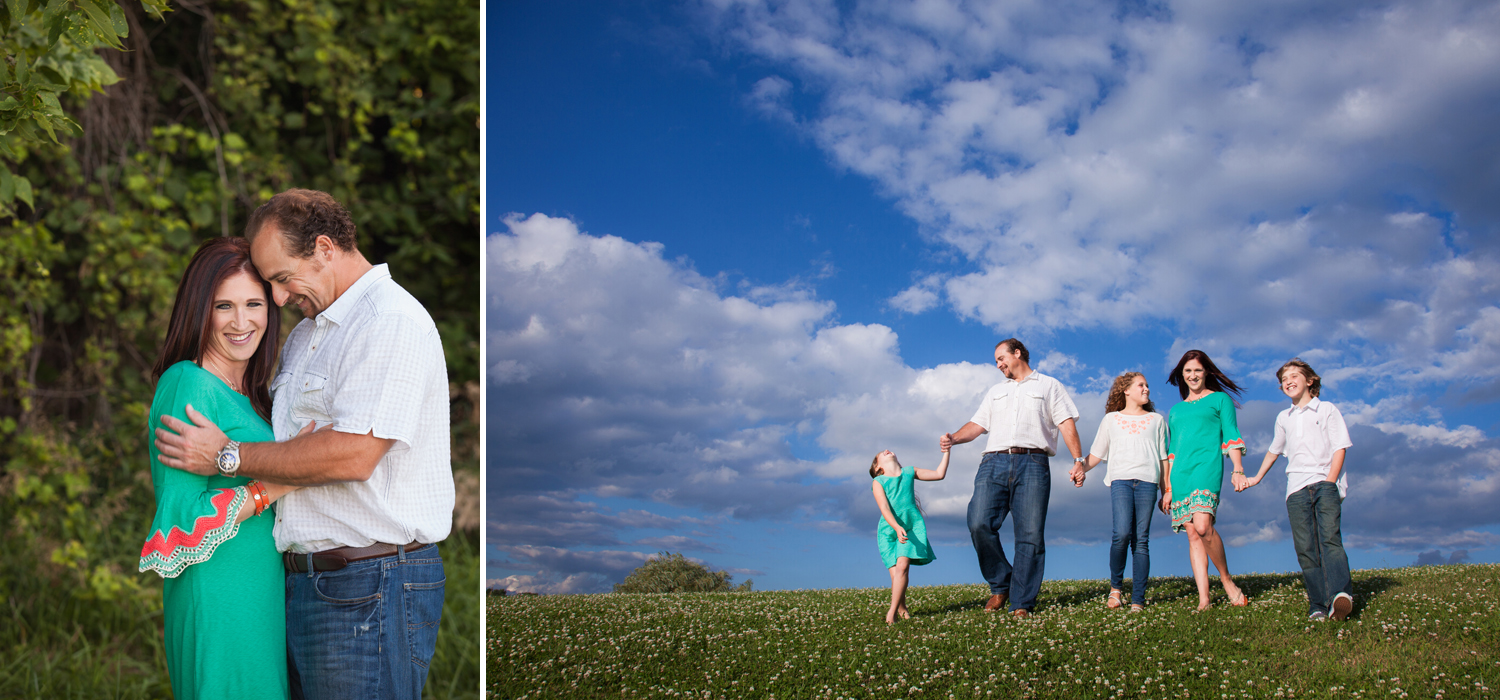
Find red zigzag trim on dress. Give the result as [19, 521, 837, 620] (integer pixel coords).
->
[140, 488, 237, 559]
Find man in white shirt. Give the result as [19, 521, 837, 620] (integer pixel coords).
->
[155, 189, 454, 700]
[1237, 358, 1355, 621]
[941, 338, 1085, 617]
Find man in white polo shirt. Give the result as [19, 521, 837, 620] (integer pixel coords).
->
[155, 188, 454, 700]
[941, 338, 1084, 618]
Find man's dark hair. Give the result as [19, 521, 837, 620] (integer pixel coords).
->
[995, 338, 1029, 364]
[244, 188, 358, 257]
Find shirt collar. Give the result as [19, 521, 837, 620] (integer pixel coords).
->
[1009, 370, 1045, 384]
[1290, 396, 1322, 413]
[318, 264, 390, 326]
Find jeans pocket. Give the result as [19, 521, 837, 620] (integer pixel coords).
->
[312, 567, 384, 605]
[402, 567, 445, 671]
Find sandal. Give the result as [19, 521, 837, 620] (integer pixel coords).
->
[1106, 590, 1124, 609]
[1129, 603, 1145, 613]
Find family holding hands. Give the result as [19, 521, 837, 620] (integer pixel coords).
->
[872, 339, 1356, 625]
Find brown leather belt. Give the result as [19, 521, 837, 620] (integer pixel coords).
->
[283, 542, 421, 573]
[989, 447, 1047, 455]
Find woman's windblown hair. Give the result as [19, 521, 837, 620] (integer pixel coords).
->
[152, 238, 280, 422]
[1166, 349, 1244, 407]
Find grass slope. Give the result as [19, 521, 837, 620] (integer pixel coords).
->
[489, 564, 1498, 699]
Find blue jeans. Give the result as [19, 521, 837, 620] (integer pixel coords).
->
[1286, 481, 1352, 615]
[967, 452, 1049, 611]
[1109, 479, 1157, 606]
[286, 543, 446, 700]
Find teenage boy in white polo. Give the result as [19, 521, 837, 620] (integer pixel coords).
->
[155, 188, 454, 699]
[1235, 358, 1354, 621]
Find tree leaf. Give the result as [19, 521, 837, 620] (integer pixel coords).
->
[0, 166, 14, 204]
[13, 174, 31, 209]
[105, 0, 127, 37]
[77, 1, 121, 49]
[0, 3, 11, 33]
[45, 12, 66, 47]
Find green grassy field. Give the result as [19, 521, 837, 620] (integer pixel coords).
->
[489, 564, 1499, 699]
[3, 529, 479, 699]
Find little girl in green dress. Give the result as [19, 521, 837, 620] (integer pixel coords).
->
[870, 446, 950, 624]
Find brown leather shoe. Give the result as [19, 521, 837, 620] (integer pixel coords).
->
[984, 593, 1009, 611]
[1011, 608, 1031, 619]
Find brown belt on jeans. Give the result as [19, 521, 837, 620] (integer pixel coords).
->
[989, 447, 1047, 455]
[283, 541, 421, 573]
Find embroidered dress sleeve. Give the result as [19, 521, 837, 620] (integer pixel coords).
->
[328, 312, 437, 450]
[1218, 393, 1246, 454]
[1165, 408, 1177, 462]
[1088, 413, 1112, 460]
[139, 366, 250, 579]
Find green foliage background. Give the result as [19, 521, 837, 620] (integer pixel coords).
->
[0, 0, 479, 696]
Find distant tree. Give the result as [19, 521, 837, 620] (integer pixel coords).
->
[614, 552, 753, 594]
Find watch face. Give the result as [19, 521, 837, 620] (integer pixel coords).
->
[218, 452, 238, 473]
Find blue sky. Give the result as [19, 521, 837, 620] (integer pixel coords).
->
[487, 0, 1500, 594]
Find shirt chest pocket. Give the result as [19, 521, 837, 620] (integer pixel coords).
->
[291, 371, 333, 421]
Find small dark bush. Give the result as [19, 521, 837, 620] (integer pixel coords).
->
[614, 552, 753, 594]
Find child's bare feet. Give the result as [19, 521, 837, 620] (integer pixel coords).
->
[885, 609, 897, 624]
[897, 605, 911, 620]
[1196, 596, 1212, 612]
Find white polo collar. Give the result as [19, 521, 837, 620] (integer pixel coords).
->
[318, 264, 390, 326]
[1289, 396, 1322, 413]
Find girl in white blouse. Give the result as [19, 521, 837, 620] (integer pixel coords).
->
[1069, 372, 1170, 611]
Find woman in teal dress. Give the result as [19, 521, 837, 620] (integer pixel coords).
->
[1164, 350, 1250, 611]
[870, 447, 950, 624]
[139, 238, 298, 700]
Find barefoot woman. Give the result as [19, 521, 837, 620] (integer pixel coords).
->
[1164, 350, 1250, 611]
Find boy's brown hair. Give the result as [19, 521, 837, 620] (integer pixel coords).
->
[1276, 358, 1322, 398]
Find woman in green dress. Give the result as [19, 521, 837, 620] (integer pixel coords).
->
[138, 238, 298, 700]
[1164, 349, 1250, 611]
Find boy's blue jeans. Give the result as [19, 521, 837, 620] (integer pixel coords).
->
[967, 452, 1049, 611]
[1109, 479, 1158, 606]
[286, 543, 446, 700]
[1285, 482, 1352, 616]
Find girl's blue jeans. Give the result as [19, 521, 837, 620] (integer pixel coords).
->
[1109, 479, 1157, 606]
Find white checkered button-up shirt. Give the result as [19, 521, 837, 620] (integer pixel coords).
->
[270, 264, 454, 553]
[969, 371, 1080, 456]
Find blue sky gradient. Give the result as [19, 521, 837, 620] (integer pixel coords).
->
[488, 0, 1500, 593]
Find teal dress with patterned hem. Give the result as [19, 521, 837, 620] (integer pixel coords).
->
[875, 467, 935, 568]
[139, 361, 288, 700]
[1166, 391, 1245, 533]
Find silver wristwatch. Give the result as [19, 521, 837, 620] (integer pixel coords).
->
[216, 440, 242, 477]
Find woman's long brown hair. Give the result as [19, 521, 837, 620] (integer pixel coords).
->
[151, 238, 280, 422]
[1166, 349, 1244, 408]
